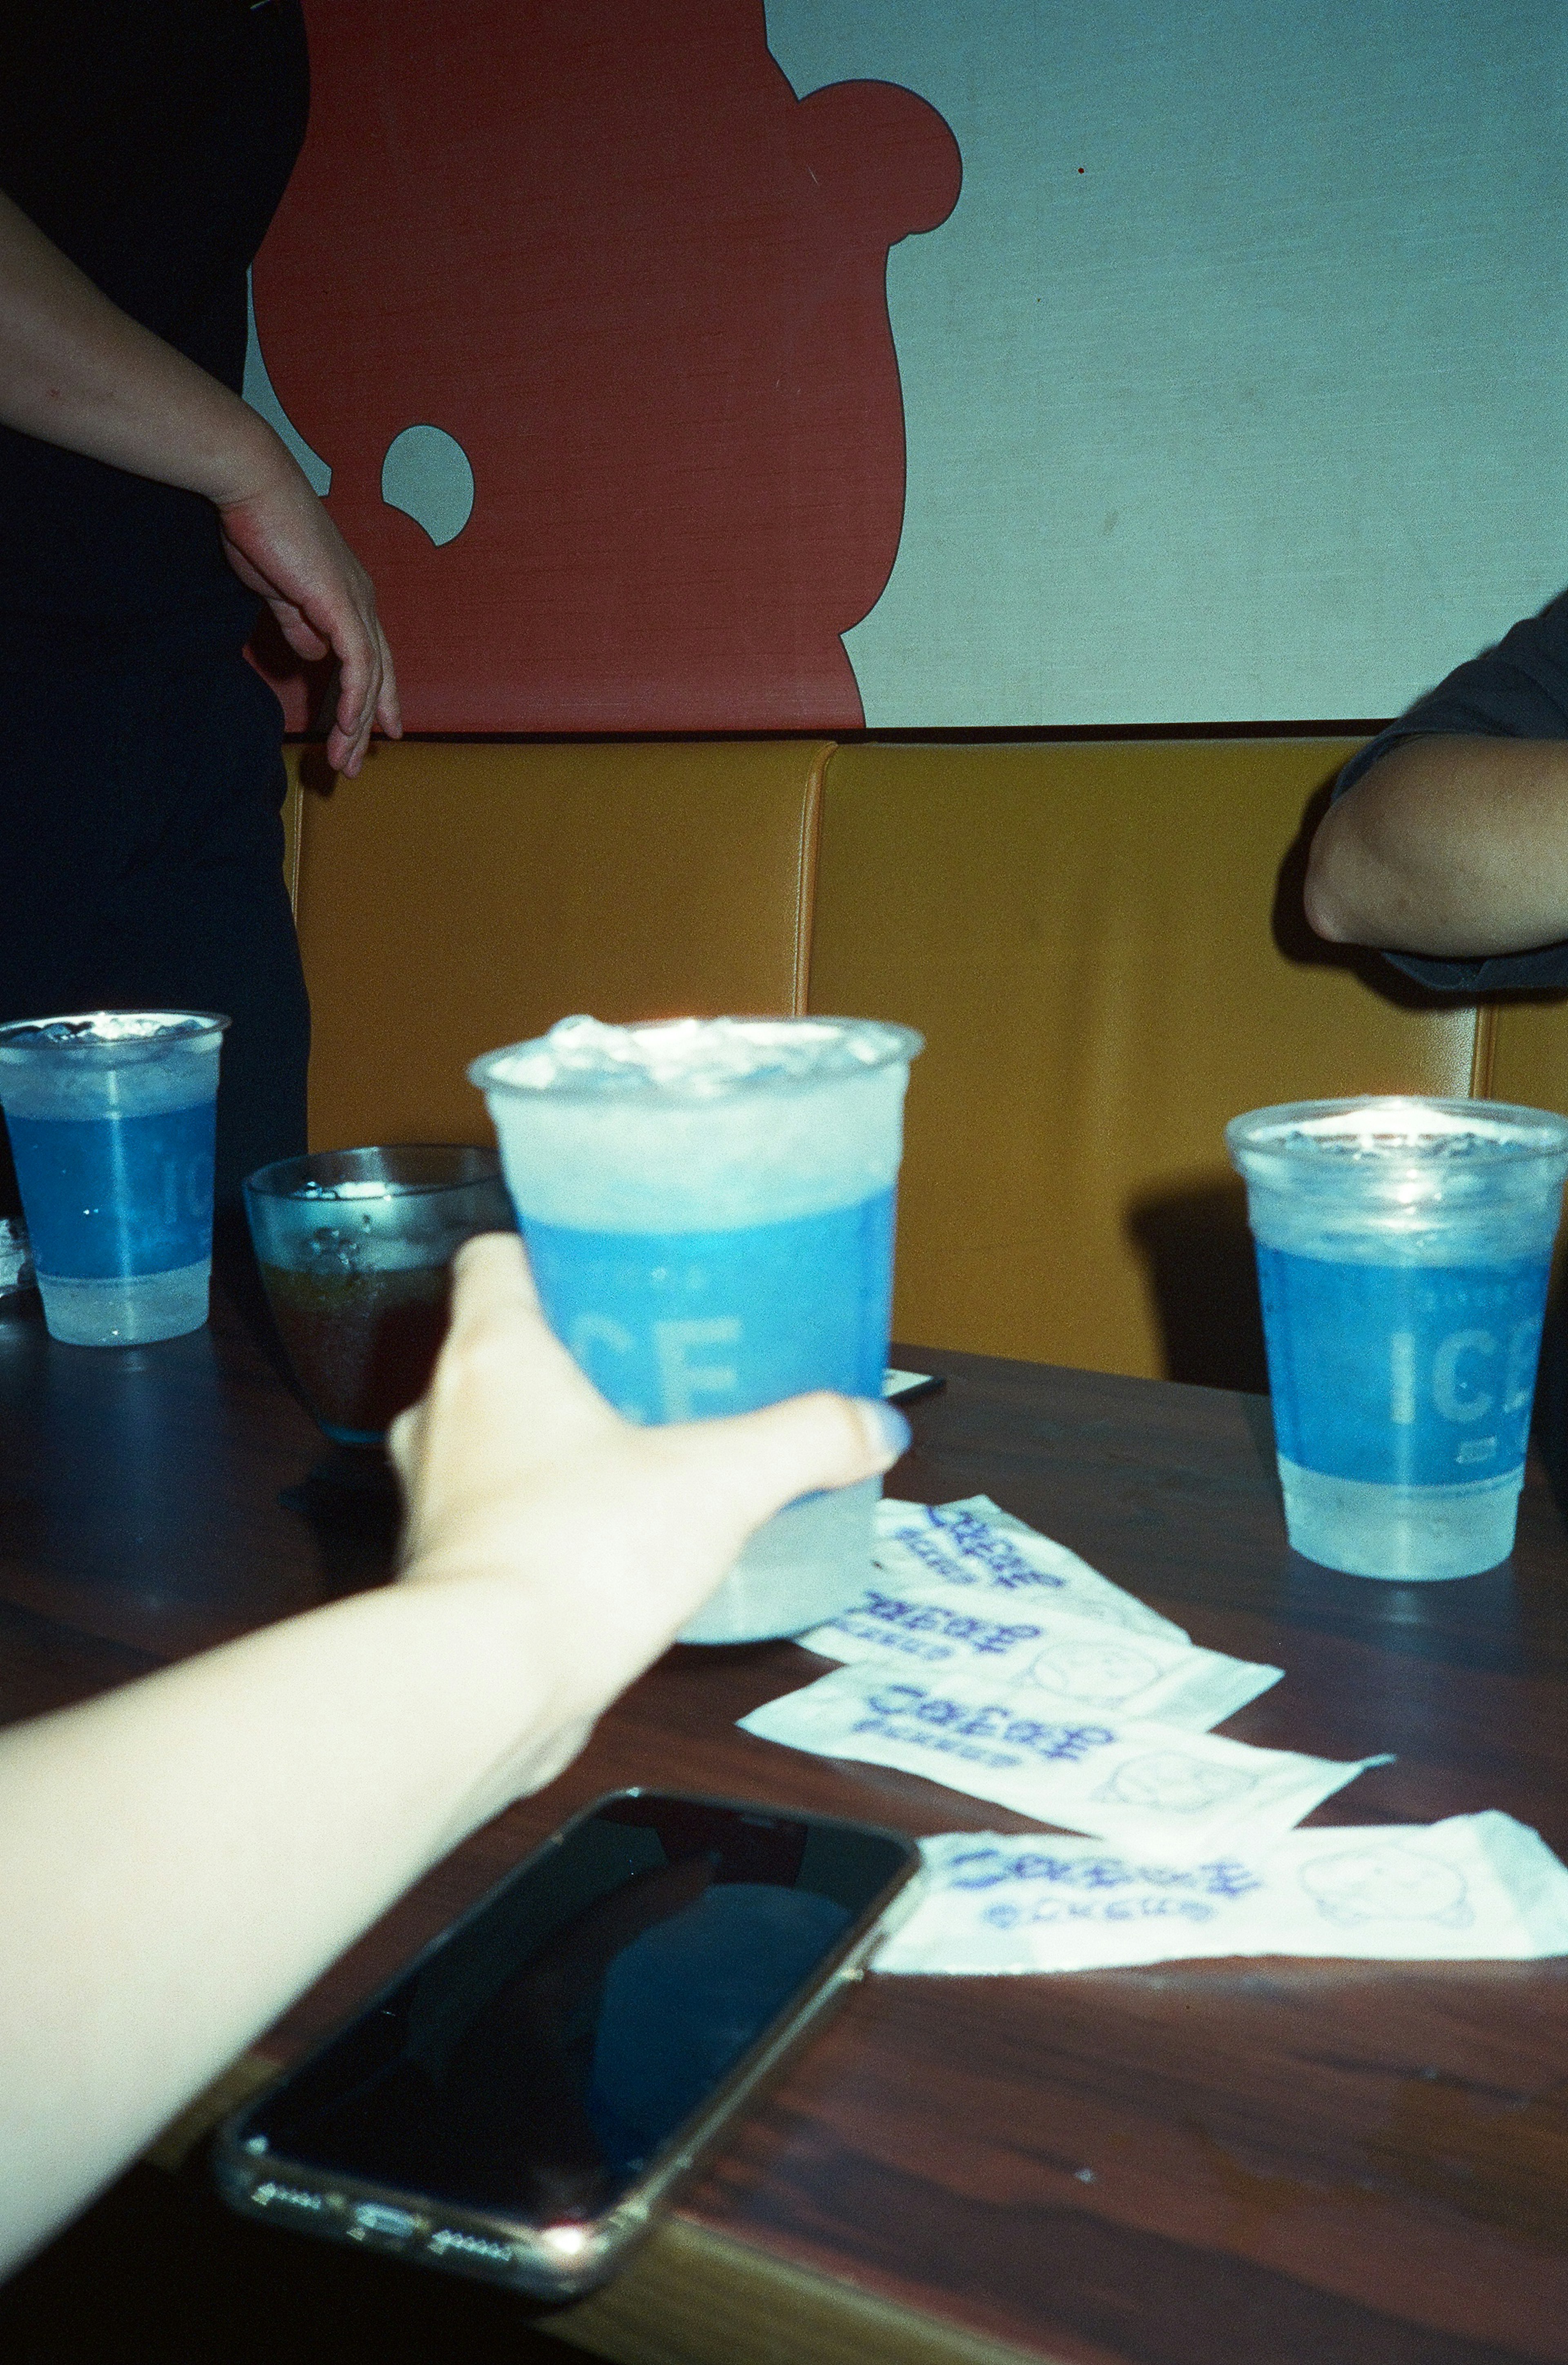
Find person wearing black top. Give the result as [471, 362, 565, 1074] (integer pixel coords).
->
[1306, 595, 1568, 991]
[0, 1, 399, 1212]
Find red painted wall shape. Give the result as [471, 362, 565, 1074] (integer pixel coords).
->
[251, 1, 962, 733]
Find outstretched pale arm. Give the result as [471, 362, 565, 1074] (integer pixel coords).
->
[0, 1236, 905, 2278]
[1305, 736, 1568, 957]
[0, 186, 399, 773]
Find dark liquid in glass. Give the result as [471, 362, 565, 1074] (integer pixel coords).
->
[261, 1263, 451, 1439]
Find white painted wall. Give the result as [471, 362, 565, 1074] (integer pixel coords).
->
[768, 0, 1568, 724]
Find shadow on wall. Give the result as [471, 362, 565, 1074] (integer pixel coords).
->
[1125, 1176, 1270, 1396]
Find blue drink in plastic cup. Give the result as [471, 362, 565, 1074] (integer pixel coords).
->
[471, 1015, 922, 1642]
[1227, 1096, 1568, 1580]
[0, 1010, 228, 1346]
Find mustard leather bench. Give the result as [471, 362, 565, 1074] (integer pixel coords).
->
[283, 738, 829, 1145]
[283, 736, 1553, 1384]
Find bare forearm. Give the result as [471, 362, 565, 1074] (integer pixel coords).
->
[1305, 736, 1568, 957]
[0, 1576, 577, 2275]
[0, 186, 284, 504]
[0, 1235, 897, 2275]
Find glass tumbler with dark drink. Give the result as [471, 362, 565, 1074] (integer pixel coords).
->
[244, 1146, 514, 1443]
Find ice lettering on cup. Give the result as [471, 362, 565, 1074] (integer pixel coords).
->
[1227, 1097, 1568, 1580]
[0, 1011, 228, 1346]
[471, 1015, 921, 1643]
[526, 1196, 896, 1425]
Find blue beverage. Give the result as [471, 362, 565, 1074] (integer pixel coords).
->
[1229, 1098, 1568, 1581]
[1256, 1247, 1549, 1492]
[8, 1104, 216, 1280]
[474, 1015, 921, 1641]
[0, 1011, 227, 1346]
[524, 1191, 895, 1425]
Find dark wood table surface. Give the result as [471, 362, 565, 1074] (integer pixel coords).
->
[2, 1287, 1567, 2365]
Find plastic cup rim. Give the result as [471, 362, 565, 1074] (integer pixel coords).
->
[243, 1143, 504, 1203]
[469, 1013, 924, 1103]
[1226, 1092, 1568, 1171]
[0, 1009, 230, 1060]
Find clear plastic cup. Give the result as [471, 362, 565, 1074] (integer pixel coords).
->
[1227, 1096, 1568, 1580]
[0, 1010, 229, 1346]
[470, 1014, 922, 1643]
[244, 1145, 515, 1444]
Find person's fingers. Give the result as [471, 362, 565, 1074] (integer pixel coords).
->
[391, 1235, 590, 1575]
[385, 1394, 424, 1489]
[394, 1226, 910, 1618]
[349, 644, 379, 768]
[331, 599, 396, 771]
[655, 1389, 910, 1536]
[327, 705, 369, 777]
[374, 621, 403, 739]
[328, 624, 379, 776]
[273, 607, 331, 664]
[414, 1231, 599, 1440]
[445, 1230, 541, 1334]
[220, 479, 397, 769]
[387, 1239, 532, 1486]
[432, 1238, 909, 1485]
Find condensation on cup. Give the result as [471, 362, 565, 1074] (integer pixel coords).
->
[1227, 1095, 1568, 1581]
[0, 1011, 228, 1347]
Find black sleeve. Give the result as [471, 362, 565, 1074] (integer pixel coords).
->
[0, 1, 308, 646]
[1332, 592, 1568, 994]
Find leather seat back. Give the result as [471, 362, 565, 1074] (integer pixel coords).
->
[808, 739, 1484, 1381]
[1488, 1002, 1568, 1121]
[288, 739, 828, 1148]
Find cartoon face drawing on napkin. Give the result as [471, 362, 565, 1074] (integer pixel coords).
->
[1094, 1752, 1257, 1815]
[1026, 1640, 1162, 1705]
[1298, 1843, 1474, 1929]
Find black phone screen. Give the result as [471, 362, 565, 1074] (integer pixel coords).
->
[240, 1795, 913, 2229]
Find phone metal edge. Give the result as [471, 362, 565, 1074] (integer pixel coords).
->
[213, 1790, 921, 2300]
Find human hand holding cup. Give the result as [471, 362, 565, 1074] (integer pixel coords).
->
[470, 1015, 922, 1643]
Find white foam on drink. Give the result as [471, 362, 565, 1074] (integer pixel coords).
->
[1231, 1096, 1568, 1184]
[0, 1015, 224, 1124]
[474, 1015, 922, 1230]
[289, 1179, 395, 1200]
[484, 1014, 915, 1098]
[1250, 1108, 1556, 1160]
[1230, 1099, 1568, 1269]
[3, 1012, 219, 1049]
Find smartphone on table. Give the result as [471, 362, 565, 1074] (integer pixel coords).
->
[215, 1790, 921, 2299]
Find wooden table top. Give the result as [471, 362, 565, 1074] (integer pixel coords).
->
[2, 1290, 1566, 2365]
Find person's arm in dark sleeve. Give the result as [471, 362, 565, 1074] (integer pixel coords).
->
[1305, 598, 1568, 975]
[0, 187, 399, 773]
